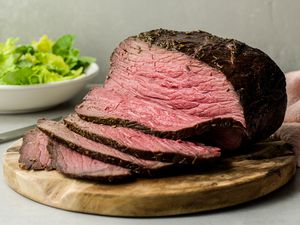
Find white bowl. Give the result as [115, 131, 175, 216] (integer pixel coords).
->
[0, 63, 99, 114]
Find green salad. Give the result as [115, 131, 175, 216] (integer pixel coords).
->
[0, 35, 95, 85]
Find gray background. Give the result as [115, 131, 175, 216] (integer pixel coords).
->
[1, 0, 300, 83]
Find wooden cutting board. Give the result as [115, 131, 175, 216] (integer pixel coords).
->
[3, 139, 296, 217]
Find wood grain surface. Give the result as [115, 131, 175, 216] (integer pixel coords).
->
[3, 139, 297, 217]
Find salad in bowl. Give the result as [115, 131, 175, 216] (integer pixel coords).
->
[0, 35, 98, 113]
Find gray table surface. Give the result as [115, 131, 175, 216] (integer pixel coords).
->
[1, 87, 300, 225]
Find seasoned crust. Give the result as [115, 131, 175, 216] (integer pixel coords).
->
[136, 29, 287, 142]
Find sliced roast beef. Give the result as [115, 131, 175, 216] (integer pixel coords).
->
[64, 114, 221, 163]
[76, 87, 246, 150]
[48, 141, 132, 182]
[18, 29, 288, 184]
[37, 119, 174, 175]
[19, 129, 53, 170]
[76, 29, 286, 149]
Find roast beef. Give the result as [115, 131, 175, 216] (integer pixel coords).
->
[19, 129, 53, 170]
[76, 87, 245, 150]
[76, 29, 286, 150]
[37, 119, 174, 175]
[19, 128, 132, 182]
[64, 114, 221, 163]
[48, 141, 132, 182]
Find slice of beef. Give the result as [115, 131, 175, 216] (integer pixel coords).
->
[76, 87, 246, 150]
[48, 140, 133, 183]
[37, 119, 173, 175]
[19, 129, 53, 170]
[77, 29, 286, 148]
[64, 114, 221, 164]
[18, 128, 132, 182]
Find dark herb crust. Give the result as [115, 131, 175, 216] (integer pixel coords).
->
[64, 117, 220, 164]
[136, 29, 287, 142]
[38, 126, 174, 177]
[78, 114, 246, 143]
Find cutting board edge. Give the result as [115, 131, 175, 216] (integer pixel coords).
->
[2, 139, 297, 217]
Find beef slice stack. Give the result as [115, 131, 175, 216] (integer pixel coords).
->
[19, 29, 287, 183]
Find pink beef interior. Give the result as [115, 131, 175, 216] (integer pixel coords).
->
[50, 141, 131, 178]
[106, 38, 245, 126]
[19, 129, 52, 170]
[64, 114, 221, 161]
[75, 38, 247, 150]
[77, 87, 213, 132]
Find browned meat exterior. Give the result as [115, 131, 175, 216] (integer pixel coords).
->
[19, 129, 53, 170]
[48, 141, 133, 183]
[37, 119, 174, 176]
[77, 29, 286, 150]
[64, 114, 221, 164]
[136, 29, 286, 142]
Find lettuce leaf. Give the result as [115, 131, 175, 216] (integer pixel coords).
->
[0, 68, 33, 85]
[32, 35, 53, 53]
[52, 34, 75, 57]
[0, 34, 95, 85]
[0, 38, 19, 79]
